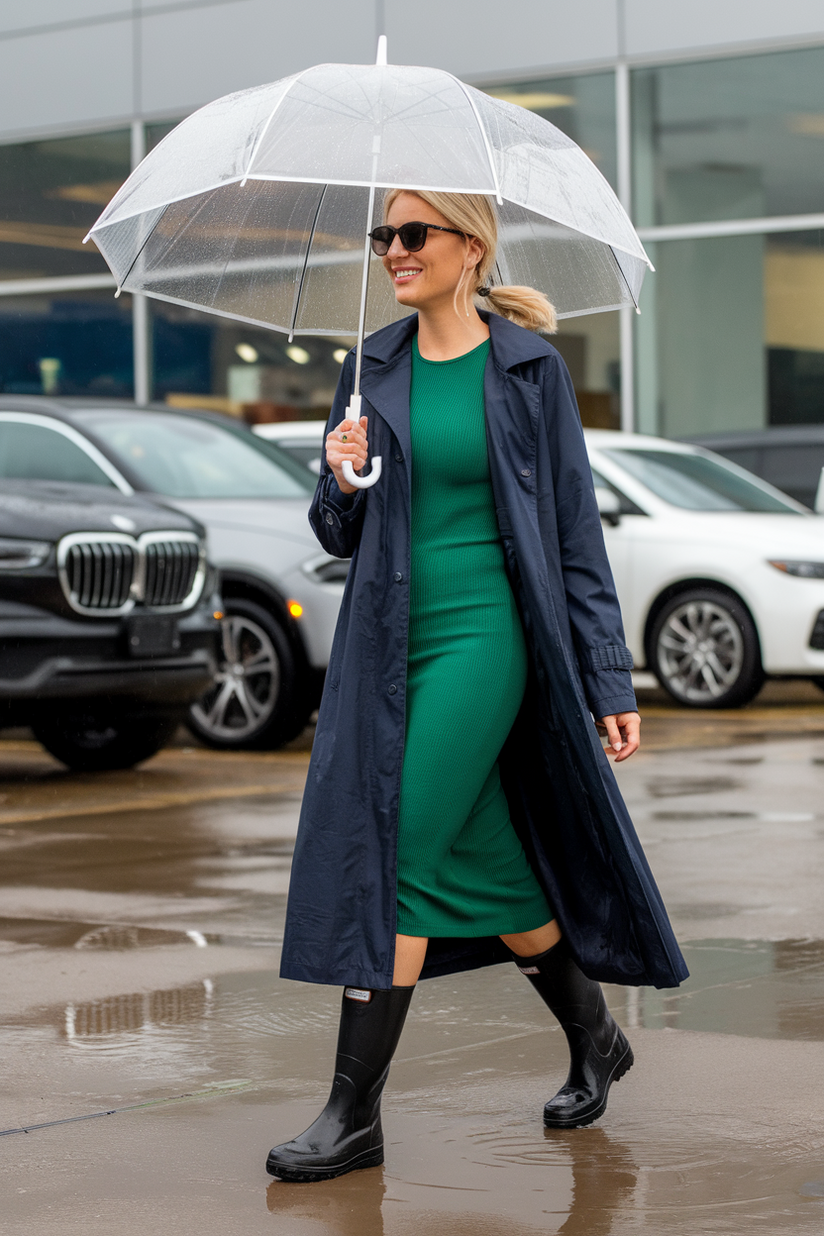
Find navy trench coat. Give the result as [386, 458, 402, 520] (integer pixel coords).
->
[280, 311, 688, 992]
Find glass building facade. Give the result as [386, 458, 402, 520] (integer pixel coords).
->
[2, 41, 824, 434]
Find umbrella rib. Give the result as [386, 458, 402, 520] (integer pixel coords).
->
[114, 203, 169, 294]
[240, 67, 311, 186]
[607, 244, 641, 312]
[288, 183, 329, 341]
[446, 73, 503, 204]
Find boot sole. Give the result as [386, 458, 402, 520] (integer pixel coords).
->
[265, 1143, 384, 1182]
[543, 1043, 634, 1130]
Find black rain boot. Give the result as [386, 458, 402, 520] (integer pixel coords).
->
[265, 984, 415, 1182]
[513, 940, 633, 1129]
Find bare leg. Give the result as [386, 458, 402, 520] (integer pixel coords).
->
[500, 919, 561, 957]
[393, 933, 429, 985]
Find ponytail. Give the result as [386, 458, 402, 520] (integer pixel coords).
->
[480, 284, 557, 334]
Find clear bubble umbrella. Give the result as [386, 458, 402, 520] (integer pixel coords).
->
[87, 37, 650, 489]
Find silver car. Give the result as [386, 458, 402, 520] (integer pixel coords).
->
[0, 399, 345, 749]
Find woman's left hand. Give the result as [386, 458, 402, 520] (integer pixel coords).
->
[597, 712, 640, 762]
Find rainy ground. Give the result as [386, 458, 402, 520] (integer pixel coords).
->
[2, 681, 824, 1234]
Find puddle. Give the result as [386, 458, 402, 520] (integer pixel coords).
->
[65, 979, 215, 1040]
[645, 776, 741, 798]
[619, 938, 824, 1040]
[0, 915, 284, 955]
[2, 938, 824, 1078]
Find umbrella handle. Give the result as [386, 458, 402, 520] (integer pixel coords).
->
[340, 395, 382, 489]
[342, 456, 382, 489]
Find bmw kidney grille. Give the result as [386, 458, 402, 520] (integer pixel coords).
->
[58, 532, 204, 616]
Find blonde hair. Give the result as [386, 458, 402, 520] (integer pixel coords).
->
[383, 189, 557, 334]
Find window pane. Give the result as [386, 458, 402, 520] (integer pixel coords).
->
[0, 420, 115, 485]
[151, 299, 351, 425]
[603, 449, 799, 513]
[554, 312, 620, 429]
[0, 130, 130, 281]
[74, 409, 314, 499]
[632, 47, 824, 226]
[635, 231, 824, 437]
[484, 73, 617, 190]
[0, 291, 133, 397]
[146, 120, 184, 153]
[761, 445, 824, 501]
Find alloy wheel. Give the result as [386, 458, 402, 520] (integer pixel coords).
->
[190, 613, 280, 741]
[655, 599, 744, 704]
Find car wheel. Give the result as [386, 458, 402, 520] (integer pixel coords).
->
[32, 710, 178, 771]
[187, 598, 306, 749]
[649, 588, 764, 709]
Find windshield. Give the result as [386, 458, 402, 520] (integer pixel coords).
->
[602, 449, 802, 514]
[74, 411, 315, 499]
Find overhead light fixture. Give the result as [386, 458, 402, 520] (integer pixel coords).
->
[487, 90, 575, 111]
[333, 348, 348, 364]
[235, 342, 259, 363]
[286, 344, 311, 365]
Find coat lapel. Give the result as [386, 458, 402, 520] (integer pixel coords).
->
[359, 315, 417, 476]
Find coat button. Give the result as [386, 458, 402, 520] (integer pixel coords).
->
[325, 512, 334, 524]
[388, 684, 397, 695]
[393, 572, 403, 582]
[395, 452, 404, 463]
[520, 468, 532, 478]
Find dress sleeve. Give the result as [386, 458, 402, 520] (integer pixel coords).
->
[540, 353, 638, 719]
[308, 350, 367, 559]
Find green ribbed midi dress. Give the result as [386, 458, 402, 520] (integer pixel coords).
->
[395, 335, 553, 938]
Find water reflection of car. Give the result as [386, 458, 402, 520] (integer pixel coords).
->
[0, 399, 345, 750]
[254, 419, 824, 707]
[683, 426, 824, 512]
[0, 479, 220, 770]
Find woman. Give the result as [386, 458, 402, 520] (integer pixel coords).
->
[267, 191, 687, 1182]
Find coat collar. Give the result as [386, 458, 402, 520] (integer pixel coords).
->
[361, 309, 555, 374]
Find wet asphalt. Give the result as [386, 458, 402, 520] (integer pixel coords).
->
[2, 680, 824, 1234]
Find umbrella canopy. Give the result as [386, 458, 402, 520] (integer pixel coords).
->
[87, 42, 650, 341]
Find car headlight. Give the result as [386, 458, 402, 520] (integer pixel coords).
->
[768, 560, 824, 579]
[0, 537, 51, 570]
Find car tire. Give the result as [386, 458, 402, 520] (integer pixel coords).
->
[187, 598, 309, 750]
[32, 710, 179, 771]
[649, 588, 764, 709]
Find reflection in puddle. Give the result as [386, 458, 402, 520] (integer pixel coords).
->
[0, 916, 279, 952]
[646, 776, 741, 798]
[615, 938, 824, 1040]
[264, 1128, 638, 1236]
[64, 979, 214, 1041]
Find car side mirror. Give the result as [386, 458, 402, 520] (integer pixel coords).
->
[595, 486, 621, 527]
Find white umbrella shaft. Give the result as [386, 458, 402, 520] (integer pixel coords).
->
[343, 131, 382, 490]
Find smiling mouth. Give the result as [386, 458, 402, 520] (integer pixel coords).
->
[392, 268, 422, 282]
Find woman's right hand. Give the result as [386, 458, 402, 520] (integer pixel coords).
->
[326, 415, 369, 494]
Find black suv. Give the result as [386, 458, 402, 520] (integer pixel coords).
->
[0, 480, 221, 770]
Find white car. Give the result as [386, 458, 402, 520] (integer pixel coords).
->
[253, 420, 327, 474]
[259, 419, 824, 709]
[588, 431, 824, 707]
[0, 400, 347, 749]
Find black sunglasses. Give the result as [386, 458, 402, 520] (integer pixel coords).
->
[369, 221, 466, 256]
